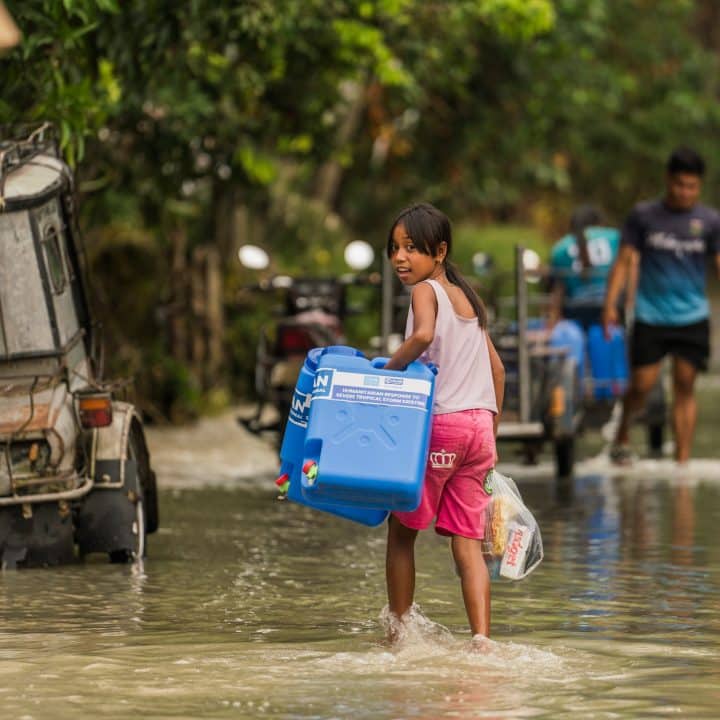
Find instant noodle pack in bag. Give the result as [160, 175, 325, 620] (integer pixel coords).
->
[482, 469, 543, 580]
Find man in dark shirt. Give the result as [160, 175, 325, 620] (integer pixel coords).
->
[602, 147, 720, 465]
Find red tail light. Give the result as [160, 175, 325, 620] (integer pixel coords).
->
[77, 393, 113, 428]
[277, 327, 316, 354]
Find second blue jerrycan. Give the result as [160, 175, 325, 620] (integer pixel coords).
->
[275, 346, 389, 527]
[587, 324, 628, 400]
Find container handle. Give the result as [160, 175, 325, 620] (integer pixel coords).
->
[371, 357, 437, 375]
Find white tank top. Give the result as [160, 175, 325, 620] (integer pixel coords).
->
[405, 279, 497, 415]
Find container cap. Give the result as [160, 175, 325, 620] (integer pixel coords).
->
[304, 345, 364, 372]
[304, 348, 324, 372]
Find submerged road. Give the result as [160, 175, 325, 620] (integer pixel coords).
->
[2, 387, 715, 718]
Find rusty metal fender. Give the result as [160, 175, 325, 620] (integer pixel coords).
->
[91, 401, 140, 487]
[75, 401, 144, 557]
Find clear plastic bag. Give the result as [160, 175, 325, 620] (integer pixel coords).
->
[481, 469, 543, 580]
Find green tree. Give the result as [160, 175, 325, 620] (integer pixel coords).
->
[338, 0, 720, 228]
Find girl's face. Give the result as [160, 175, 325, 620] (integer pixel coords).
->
[389, 223, 445, 285]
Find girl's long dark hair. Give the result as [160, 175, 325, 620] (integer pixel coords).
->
[387, 202, 488, 328]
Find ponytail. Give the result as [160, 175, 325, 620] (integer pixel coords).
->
[576, 227, 592, 275]
[569, 205, 603, 277]
[445, 261, 488, 328]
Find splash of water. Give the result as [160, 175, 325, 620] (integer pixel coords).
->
[372, 603, 569, 678]
[378, 602, 455, 649]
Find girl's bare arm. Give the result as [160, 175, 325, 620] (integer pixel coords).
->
[487, 334, 505, 437]
[384, 283, 437, 370]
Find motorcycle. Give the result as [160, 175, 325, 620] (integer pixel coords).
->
[236, 242, 377, 443]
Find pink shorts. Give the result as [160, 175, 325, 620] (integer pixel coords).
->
[393, 409, 496, 540]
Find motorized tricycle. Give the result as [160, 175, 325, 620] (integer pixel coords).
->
[0, 124, 158, 567]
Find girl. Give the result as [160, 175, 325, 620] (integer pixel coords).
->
[383, 202, 505, 641]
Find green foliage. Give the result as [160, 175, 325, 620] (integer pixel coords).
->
[477, 0, 555, 40]
[3, 0, 558, 211]
[514, 0, 720, 219]
[145, 353, 203, 423]
[2, 0, 120, 165]
[454, 223, 547, 274]
[453, 222, 548, 312]
[368, 2, 712, 226]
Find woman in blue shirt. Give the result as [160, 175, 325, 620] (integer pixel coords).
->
[548, 205, 620, 331]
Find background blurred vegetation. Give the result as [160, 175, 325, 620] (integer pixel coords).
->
[2, 0, 720, 421]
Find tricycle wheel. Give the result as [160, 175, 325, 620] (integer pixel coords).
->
[554, 437, 575, 478]
[109, 496, 145, 563]
[129, 421, 158, 534]
[108, 424, 149, 563]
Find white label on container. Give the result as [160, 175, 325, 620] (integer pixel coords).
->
[499, 523, 533, 579]
[288, 388, 312, 428]
[312, 369, 432, 411]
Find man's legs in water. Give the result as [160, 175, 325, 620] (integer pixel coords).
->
[612, 361, 663, 461]
[451, 535, 490, 638]
[386, 515, 418, 623]
[672, 356, 698, 464]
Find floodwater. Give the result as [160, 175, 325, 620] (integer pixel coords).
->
[1, 395, 719, 719]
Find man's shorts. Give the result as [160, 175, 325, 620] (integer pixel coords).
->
[392, 409, 496, 540]
[630, 318, 710, 371]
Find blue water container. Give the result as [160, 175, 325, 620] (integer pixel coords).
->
[300, 351, 436, 511]
[587, 324, 628, 400]
[276, 346, 389, 527]
[549, 319, 586, 384]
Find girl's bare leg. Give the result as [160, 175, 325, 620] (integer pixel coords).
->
[451, 535, 491, 637]
[386, 515, 418, 621]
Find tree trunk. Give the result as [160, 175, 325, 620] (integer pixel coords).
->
[212, 181, 237, 268]
[694, 1, 720, 52]
[314, 80, 367, 209]
[190, 245, 224, 388]
[169, 226, 188, 364]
